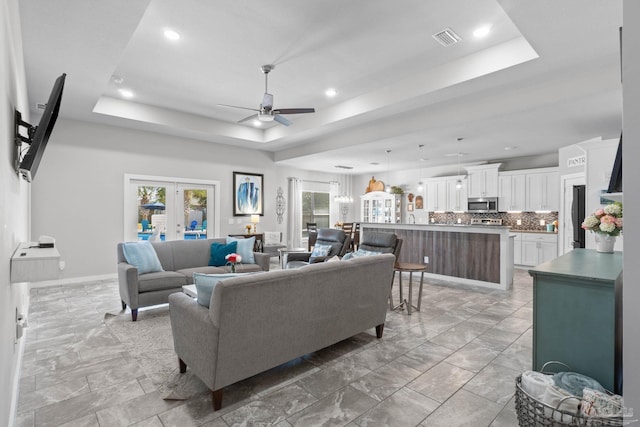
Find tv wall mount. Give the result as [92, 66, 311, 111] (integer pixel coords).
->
[14, 109, 36, 175]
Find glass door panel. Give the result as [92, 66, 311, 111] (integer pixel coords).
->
[177, 184, 212, 240]
[136, 184, 170, 241]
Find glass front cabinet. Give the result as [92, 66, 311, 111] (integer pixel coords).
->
[361, 191, 397, 223]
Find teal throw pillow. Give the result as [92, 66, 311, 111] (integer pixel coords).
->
[226, 236, 255, 264]
[122, 241, 164, 274]
[194, 272, 245, 308]
[209, 241, 237, 267]
[343, 249, 381, 260]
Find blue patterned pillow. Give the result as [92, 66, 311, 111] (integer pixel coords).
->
[209, 242, 237, 267]
[122, 241, 164, 274]
[226, 236, 255, 264]
[343, 249, 381, 260]
[194, 272, 251, 307]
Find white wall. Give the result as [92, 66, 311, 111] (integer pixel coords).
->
[1, 0, 32, 425]
[29, 119, 346, 279]
[623, 0, 640, 414]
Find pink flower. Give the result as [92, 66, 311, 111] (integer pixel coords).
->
[615, 218, 623, 228]
[600, 215, 616, 225]
[594, 208, 605, 218]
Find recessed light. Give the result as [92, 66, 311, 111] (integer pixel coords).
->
[504, 146, 518, 151]
[163, 29, 181, 41]
[118, 88, 134, 99]
[420, 158, 429, 162]
[111, 75, 124, 84]
[473, 25, 491, 38]
[252, 120, 262, 127]
[325, 88, 337, 97]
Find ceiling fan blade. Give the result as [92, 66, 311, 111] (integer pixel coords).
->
[262, 93, 273, 108]
[238, 113, 258, 123]
[273, 108, 315, 115]
[217, 104, 260, 112]
[273, 114, 291, 126]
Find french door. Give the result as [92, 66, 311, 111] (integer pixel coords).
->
[124, 174, 220, 242]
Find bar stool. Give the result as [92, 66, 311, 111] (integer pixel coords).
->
[391, 262, 427, 315]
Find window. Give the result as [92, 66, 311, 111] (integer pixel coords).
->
[301, 191, 330, 238]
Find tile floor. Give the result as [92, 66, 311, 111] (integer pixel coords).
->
[16, 260, 534, 426]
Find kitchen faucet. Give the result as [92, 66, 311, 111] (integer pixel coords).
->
[408, 213, 416, 224]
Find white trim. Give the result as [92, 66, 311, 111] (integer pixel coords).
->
[27, 273, 118, 289]
[9, 328, 26, 427]
[124, 174, 221, 241]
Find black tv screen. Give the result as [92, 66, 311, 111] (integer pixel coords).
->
[18, 73, 66, 182]
[607, 133, 622, 193]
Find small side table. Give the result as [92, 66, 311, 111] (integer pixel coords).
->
[278, 248, 308, 269]
[182, 284, 197, 298]
[391, 263, 427, 315]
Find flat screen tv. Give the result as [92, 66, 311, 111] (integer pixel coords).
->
[15, 73, 66, 182]
[607, 133, 622, 193]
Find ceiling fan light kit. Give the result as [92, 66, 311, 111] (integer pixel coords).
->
[217, 64, 315, 127]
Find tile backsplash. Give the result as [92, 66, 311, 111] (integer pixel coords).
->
[429, 211, 559, 232]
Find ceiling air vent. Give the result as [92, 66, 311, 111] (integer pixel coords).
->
[432, 28, 462, 47]
[334, 165, 354, 170]
[36, 102, 47, 110]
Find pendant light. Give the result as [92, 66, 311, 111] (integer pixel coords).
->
[455, 138, 463, 190]
[417, 144, 424, 191]
[385, 149, 392, 192]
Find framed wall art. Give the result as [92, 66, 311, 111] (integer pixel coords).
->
[233, 171, 264, 216]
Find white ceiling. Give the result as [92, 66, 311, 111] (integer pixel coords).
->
[18, 0, 623, 175]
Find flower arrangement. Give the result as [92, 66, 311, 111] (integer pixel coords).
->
[581, 202, 623, 236]
[225, 253, 242, 273]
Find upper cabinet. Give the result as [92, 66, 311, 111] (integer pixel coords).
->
[498, 167, 559, 212]
[525, 169, 559, 212]
[361, 191, 396, 223]
[425, 176, 466, 212]
[498, 172, 526, 212]
[465, 164, 501, 198]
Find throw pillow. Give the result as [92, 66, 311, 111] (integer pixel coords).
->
[122, 241, 164, 274]
[209, 241, 237, 267]
[194, 272, 246, 308]
[226, 236, 255, 264]
[343, 248, 381, 260]
[325, 255, 341, 263]
[310, 243, 332, 258]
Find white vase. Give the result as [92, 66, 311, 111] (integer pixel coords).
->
[595, 234, 616, 253]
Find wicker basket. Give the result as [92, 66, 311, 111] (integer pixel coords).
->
[515, 375, 628, 426]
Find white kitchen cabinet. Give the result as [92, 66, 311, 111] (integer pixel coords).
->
[361, 191, 395, 223]
[465, 164, 501, 198]
[425, 177, 466, 212]
[526, 170, 559, 212]
[426, 179, 447, 212]
[498, 172, 526, 212]
[446, 177, 467, 211]
[517, 232, 558, 266]
[513, 233, 522, 264]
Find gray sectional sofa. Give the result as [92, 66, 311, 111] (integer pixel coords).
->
[117, 238, 270, 320]
[168, 253, 396, 411]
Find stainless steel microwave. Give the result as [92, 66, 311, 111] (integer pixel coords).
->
[467, 197, 498, 213]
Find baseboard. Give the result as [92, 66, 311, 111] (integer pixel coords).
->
[8, 326, 26, 427]
[28, 273, 118, 289]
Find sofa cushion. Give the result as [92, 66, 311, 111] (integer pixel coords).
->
[138, 271, 186, 292]
[194, 273, 249, 308]
[122, 241, 164, 274]
[226, 236, 255, 264]
[176, 266, 228, 284]
[209, 242, 237, 267]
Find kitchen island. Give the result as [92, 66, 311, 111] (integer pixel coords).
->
[362, 223, 514, 290]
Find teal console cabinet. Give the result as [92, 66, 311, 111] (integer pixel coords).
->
[529, 249, 622, 393]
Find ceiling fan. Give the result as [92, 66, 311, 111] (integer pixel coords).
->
[218, 64, 315, 126]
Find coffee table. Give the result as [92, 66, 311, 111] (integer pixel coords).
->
[277, 247, 307, 269]
[182, 284, 197, 298]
